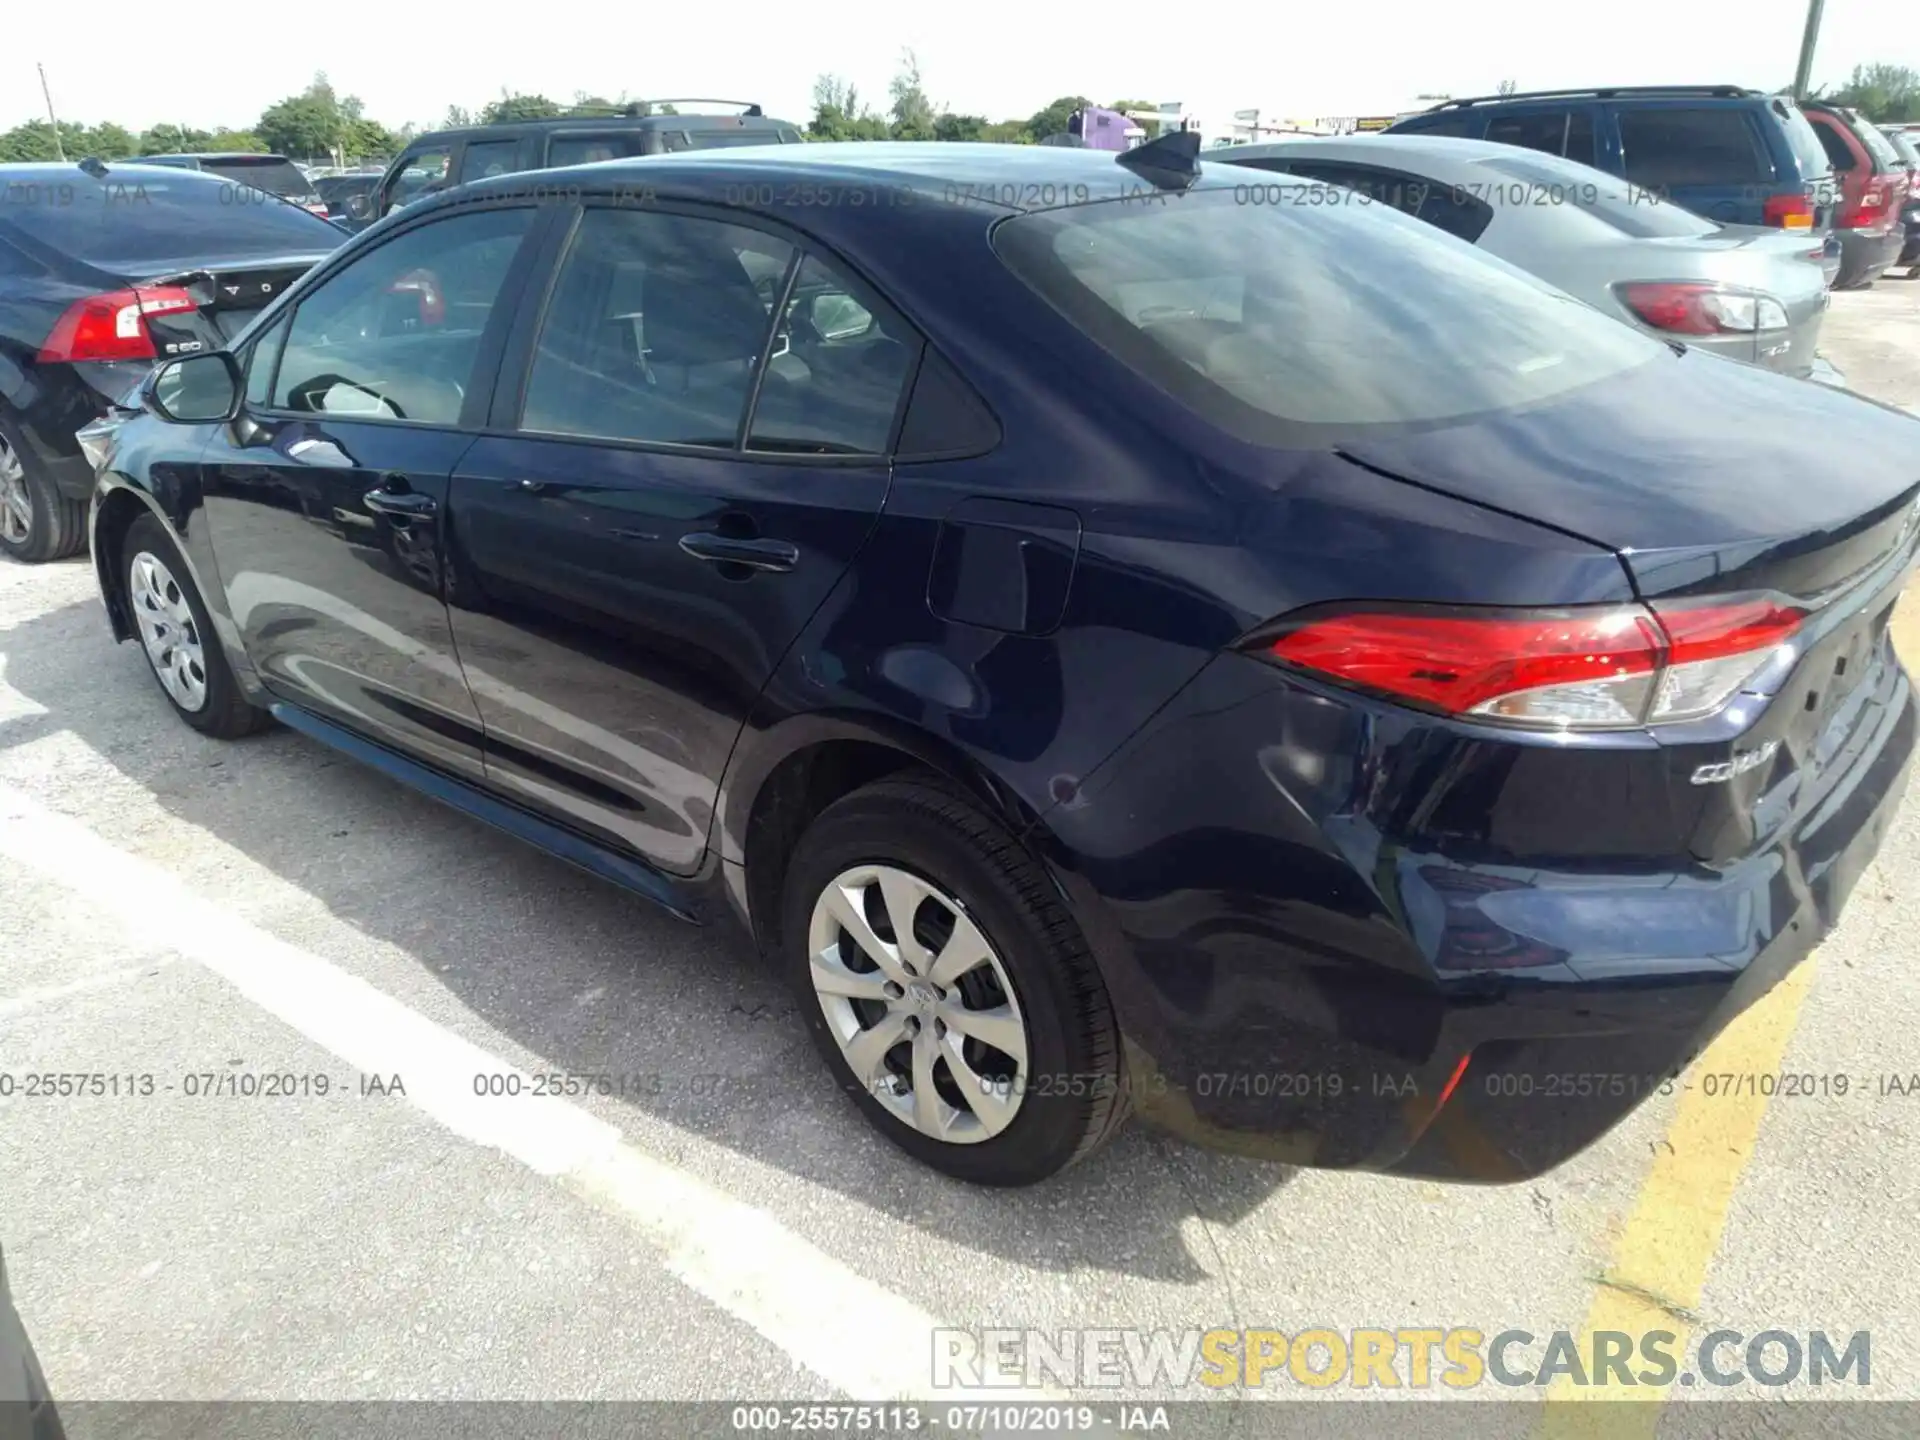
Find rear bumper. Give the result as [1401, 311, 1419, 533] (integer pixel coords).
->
[1037, 631, 1915, 1182]
[1835, 226, 1904, 286]
[6, 361, 150, 503]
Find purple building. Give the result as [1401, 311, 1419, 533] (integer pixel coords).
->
[1067, 107, 1147, 152]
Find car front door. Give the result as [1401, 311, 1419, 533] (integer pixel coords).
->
[443, 203, 918, 872]
[197, 202, 547, 780]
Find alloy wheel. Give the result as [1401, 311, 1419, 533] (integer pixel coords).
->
[0, 437, 30, 547]
[129, 550, 209, 712]
[807, 863, 1031, 1144]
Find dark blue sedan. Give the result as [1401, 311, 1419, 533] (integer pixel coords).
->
[80, 136, 1918, 1186]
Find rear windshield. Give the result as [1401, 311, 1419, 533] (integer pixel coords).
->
[0, 169, 340, 271]
[1887, 130, 1920, 166]
[994, 184, 1662, 440]
[1854, 119, 1903, 169]
[1474, 152, 1718, 238]
[195, 157, 317, 199]
[1774, 99, 1836, 182]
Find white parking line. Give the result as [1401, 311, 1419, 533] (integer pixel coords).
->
[0, 779, 1056, 1405]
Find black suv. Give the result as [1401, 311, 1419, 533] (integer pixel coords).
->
[348, 100, 803, 229]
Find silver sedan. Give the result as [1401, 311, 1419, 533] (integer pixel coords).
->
[1208, 135, 1836, 381]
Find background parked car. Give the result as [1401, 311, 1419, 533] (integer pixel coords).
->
[1802, 103, 1911, 288]
[135, 152, 331, 219]
[314, 172, 381, 223]
[0, 161, 342, 562]
[1880, 126, 1920, 276]
[1214, 136, 1835, 380]
[346, 100, 805, 230]
[1385, 86, 1840, 242]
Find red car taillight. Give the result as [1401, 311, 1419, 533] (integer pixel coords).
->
[1614, 282, 1789, 337]
[1762, 192, 1815, 230]
[1839, 178, 1895, 232]
[1248, 596, 1804, 731]
[37, 286, 197, 363]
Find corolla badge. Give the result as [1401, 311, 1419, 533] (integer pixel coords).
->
[1691, 740, 1780, 786]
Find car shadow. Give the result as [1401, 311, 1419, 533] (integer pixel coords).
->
[0, 594, 1297, 1290]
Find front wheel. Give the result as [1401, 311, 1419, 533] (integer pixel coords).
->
[122, 512, 270, 739]
[780, 777, 1129, 1186]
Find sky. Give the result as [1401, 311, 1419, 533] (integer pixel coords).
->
[5, 1, 1913, 137]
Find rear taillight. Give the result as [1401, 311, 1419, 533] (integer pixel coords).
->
[1840, 179, 1894, 231]
[37, 287, 197, 363]
[1762, 193, 1815, 230]
[1614, 282, 1789, 337]
[1249, 596, 1805, 732]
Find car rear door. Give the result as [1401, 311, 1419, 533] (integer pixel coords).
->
[197, 200, 547, 780]
[444, 201, 917, 873]
[1612, 102, 1774, 223]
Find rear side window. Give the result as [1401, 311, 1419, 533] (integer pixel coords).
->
[994, 186, 1662, 440]
[1275, 161, 1493, 243]
[1774, 100, 1835, 182]
[546, 133, 645, 167]
[1388, 113, 1475, 138]
[1809, 115, 1859, 171]
[1618, 108, 1768, 187]
[460, 140, 520, 182]
[199, 157, 316, 200]
[0, 170, 341, 270]
[683, 128, 795, 149]
[1484, 110, 1596, 166]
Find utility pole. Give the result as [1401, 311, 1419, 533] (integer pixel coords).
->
[37, 63, 66, 161]
[1793, 0, 1826, 100]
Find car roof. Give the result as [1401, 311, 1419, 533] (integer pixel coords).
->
[1212, 135, 1533, 181]
[141, 152, 297, 162]
[453, 140, 1259, 212]
[409, 114, 797, 146]
[0, 160, 233, 185]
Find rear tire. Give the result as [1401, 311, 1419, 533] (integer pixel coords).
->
[780, 776, 1129, 1186]
[0, 413, 86, 564]
[122, 512, 270, 739]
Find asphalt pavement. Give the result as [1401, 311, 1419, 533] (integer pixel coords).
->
[4, 285, 1920, 1437]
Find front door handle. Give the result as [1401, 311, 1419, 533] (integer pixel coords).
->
[678, 533, 799, 572]
[365, 477, 437, 519]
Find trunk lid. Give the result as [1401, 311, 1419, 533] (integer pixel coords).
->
[136, 253, 326, 353]
[1333, 350, 1920, 603]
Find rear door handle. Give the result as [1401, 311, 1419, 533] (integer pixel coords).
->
[678, 533, 799, 572]
[365, 476, 437, 519]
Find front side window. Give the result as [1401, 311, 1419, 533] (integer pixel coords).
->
[522, 208, 793, 447]
[1618, 108, 1768, 187]
[994, 185, 1663, 442]
[271, 206, 532, 425]
[387, 148, 452, 212]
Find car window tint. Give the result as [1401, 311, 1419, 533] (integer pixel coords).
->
[748, 253, 918, 455]
[459, 140, 520, 183]
[199, 157, 316, 201]
[1389, 114, 1474, 138]
[1283, 163, 1493, 244]
[389, 149, 451, 209]
[0, 169, 339, 271]
[995, 186, 1662, 440]
[1618, 108, 1767, 186]
[245, 314, 290, 407]
[272, 206, 532, 424]
[521, 208, 791, 448]
[546, 134, 643, 167]
[1485, 110, 1577, 159]
[1810, 116, 1858, 170]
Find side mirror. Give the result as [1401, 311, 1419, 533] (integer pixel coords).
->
[146, 352, 242, 424]
[346, 193, 373, 220]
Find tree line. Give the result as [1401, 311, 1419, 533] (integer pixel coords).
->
[4, 59, 1914, 167]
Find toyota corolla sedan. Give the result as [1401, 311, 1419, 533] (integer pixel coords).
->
[79, 137, 1918, 1187]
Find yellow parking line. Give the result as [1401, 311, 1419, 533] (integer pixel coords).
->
[1535, 956, 1819, 1437]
